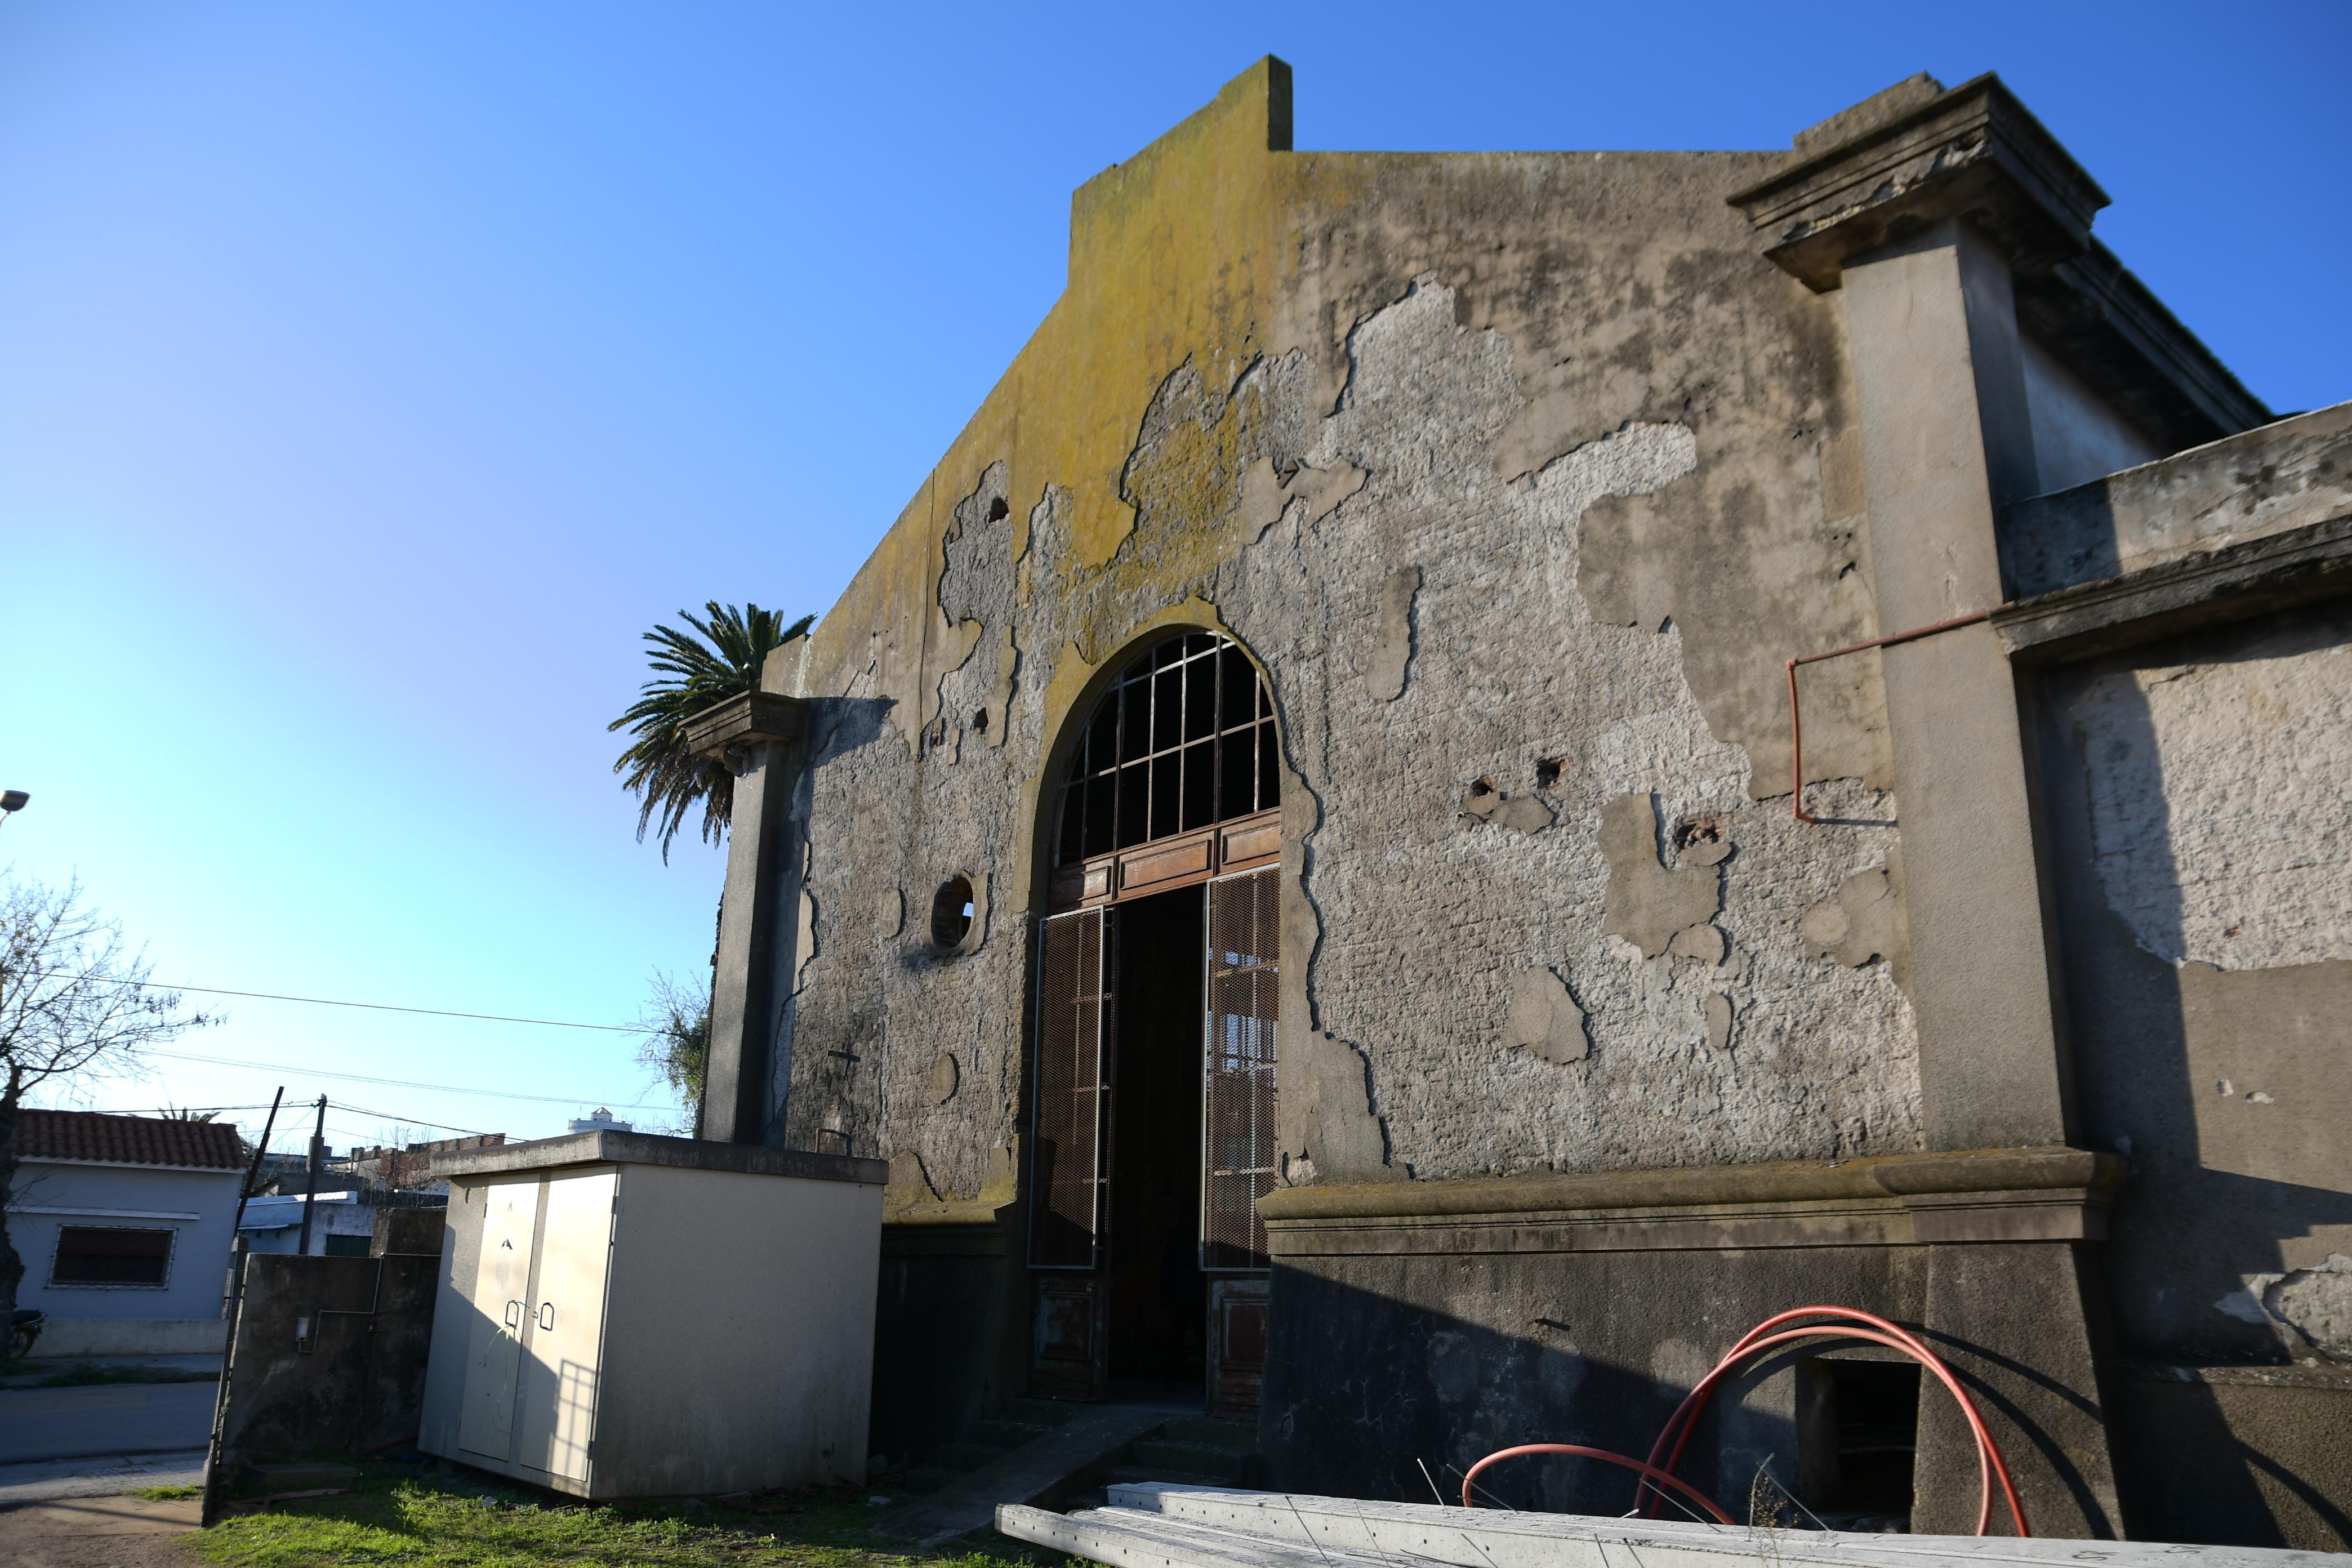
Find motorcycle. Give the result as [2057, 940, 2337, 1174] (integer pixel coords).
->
[7, 1307, 43, 1361]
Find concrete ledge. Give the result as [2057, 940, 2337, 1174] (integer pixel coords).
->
[1259, 1147, 2124, 1257]
[28, 1317, 228, 1358]
[1729, 74, 2105, 292]
[882, 1212, 1010, 1259]
[2001, 400, 2351, 600]
[2115, 1360, 2352, 1391]
[683, 691, 807, 760]
[1994, 513, 2352, 665]
[431, 1129, 887, 1186]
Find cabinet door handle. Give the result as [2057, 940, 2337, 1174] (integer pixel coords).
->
[503, 1299, 523, 1331]
[538, 1301, 555, 1331]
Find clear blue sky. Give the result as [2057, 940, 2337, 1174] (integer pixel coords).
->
[2, 3, 2344, 1160]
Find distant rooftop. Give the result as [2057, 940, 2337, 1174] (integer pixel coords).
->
[8, 1108, 243, 1170]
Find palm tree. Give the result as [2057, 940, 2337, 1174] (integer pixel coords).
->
[609, 602, 813, 861]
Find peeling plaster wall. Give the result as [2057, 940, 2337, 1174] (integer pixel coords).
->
[1200, 279, 1918, 1180]
[2069, 615, 2351, 971]
[760, 73, 1923, 1205]
[2039, 604, 2352, 1362]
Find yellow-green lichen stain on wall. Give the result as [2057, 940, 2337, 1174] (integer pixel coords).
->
[787, 57, 1325, 746]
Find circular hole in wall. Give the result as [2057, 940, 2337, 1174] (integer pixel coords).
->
[930, 876, 975, 951]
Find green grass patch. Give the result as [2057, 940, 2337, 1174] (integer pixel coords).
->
[195, 1461, 1072, 1568]
[135, 1484, 206, 1500]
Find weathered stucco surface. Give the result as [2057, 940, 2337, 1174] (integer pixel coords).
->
[2068, 614, 2351, 970]
[1202, 278, 1918, 1180]
[705, 58, 2352, 1547]
[2041, 607, 2352, 1365]
[759, 66, 1922, 1202]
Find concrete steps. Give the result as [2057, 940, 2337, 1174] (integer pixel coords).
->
[1063, 1415, 1262, 1509]
[932, 1441, 1012, 1471]
[871, 1402, 1174, 1548]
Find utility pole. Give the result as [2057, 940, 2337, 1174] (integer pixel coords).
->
[295, 1095, 327, 1256]
[231, 1087, 284, 1235]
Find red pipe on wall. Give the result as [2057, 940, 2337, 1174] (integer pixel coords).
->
[1784, 607, 2004, 823]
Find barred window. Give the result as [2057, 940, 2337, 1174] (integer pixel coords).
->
[51, 1226, 173, 1287]
[1054, 632, 1278, 865]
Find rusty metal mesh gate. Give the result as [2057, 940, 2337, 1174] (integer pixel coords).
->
[1202, 867, 1278, 1271]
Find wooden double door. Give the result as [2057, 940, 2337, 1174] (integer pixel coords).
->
[1027, 865, 1277, 1417]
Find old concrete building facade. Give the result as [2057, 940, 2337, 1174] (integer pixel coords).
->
[693, 62, 2351, 1547]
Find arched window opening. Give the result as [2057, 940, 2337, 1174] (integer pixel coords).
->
[1054, 631, 1279, 867]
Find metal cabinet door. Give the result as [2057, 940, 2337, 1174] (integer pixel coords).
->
[458, 1179, 544, 1461]
[515, 1169, 617, 1482]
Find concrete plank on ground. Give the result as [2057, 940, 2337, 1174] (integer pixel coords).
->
[1001, 1488, 2352, 1568]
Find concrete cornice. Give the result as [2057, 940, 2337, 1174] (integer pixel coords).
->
[2017, 243, 2271, 447]
[2000, 400, 2350, 602]
[1995, 511, 2352, 666]
[1731, 74, 2266, 453]
[431, 1128, 887, 1187]
[1728, 74, 2106, 293]
[1259, 1146, 2126, 1257]
[683, 691, 808, 763]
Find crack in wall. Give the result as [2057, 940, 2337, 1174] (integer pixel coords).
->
[776, 266, 1919, 1191]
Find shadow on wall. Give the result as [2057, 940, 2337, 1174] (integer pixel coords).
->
[764, 693, 901, 1151]
[2106, 1370, 2352, 1550]
[1254, 1254, 1961, 1520]
[2037, 606, 2352, 1367]
[868, 1228, 1009, 1469]
[215, 1251, 440, 1467]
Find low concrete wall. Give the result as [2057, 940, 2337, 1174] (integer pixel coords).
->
[32, 1317, 229, 1357]
[874, 1214, 1015, 1465]
[2106, 1363, 2352, 1552]
[1258, 1152, 2132, 1540]
[211, 1213, 443, 1469]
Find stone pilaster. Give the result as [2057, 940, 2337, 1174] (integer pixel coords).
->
[688, 691, 809, 1145]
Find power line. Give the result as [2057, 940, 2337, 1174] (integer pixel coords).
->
[16, 968, 642, 1034]
[328, 1099, 489, 1138]
[146, 1047, 679, 1111]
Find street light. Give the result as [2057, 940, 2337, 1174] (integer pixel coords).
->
[0, 790, 26, 830]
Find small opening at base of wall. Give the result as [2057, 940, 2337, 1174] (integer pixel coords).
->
[1794, 1357, 1921, 1530]
[931, 877, 974, 950]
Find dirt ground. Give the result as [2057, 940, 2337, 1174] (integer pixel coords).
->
[0, 1494, 199, 1568]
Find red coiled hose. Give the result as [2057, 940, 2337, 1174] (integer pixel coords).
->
[1461, 1305, 2029, 1537]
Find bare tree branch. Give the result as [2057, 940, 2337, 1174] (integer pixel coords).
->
[1, 873, 216, 1318]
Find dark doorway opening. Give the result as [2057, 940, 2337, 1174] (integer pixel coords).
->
[1796, 1357, 1921, 1529]
[1106, 885, 1206, 1400]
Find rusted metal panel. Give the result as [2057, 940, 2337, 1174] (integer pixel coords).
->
[1029, 1276, 1109, 1401]
[1217, 813, 1281, 872]
[1207, 1276, 1269, 1419]
[1048, 809, 1282, 913]
[1120, 828, 1216, 896]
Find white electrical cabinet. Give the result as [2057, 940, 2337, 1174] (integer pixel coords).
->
[419, 1132, 887, 1499]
